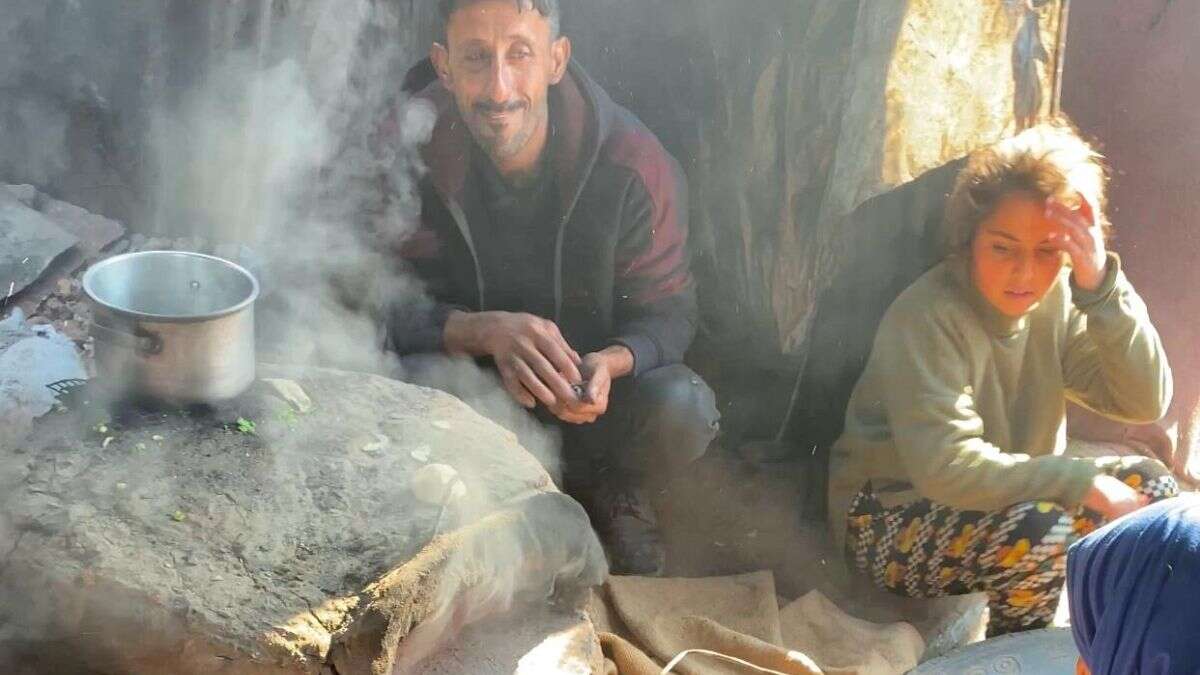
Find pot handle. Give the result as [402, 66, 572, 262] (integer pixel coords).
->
[90, 322, 163, 356]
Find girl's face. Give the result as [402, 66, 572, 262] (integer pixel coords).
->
[970, 192, 1066, 317]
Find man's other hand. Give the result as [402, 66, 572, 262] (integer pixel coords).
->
[551, 352, 611, 424]
[444, 311, 582, 409]
[550, 346, 633, 425]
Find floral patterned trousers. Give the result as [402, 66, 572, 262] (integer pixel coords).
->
[846, 456, 1179, 635]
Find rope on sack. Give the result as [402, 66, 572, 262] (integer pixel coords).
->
[659, 648, 794, 675]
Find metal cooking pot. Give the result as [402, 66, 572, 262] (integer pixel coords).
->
[83, 250, 259, 405]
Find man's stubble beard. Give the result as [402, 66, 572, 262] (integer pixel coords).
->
[471, 100, 547, 167]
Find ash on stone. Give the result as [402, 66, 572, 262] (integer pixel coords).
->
[0, 366, 605, 675]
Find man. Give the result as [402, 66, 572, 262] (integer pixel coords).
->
[387, 0, 719, 575]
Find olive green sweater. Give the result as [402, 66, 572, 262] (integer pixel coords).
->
[827, 253, 1171, 548]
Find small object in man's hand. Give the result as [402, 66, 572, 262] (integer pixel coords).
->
[572, 382, 592, 403]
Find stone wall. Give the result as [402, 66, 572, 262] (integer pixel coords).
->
[563, 1, 1063, 359]
[0, 0, 436, 235]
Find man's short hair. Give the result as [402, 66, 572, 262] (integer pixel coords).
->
[437, 0, 562, 42]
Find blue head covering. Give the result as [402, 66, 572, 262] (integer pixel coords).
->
[1067, 496, 1200, 675]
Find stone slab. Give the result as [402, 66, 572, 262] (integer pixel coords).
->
[0, 366, 603, 674]
[0, 188, 77, 304]
[911, 628, 1076, 674]
[33, 187, 125, 260]
[0, 185, 125, 319]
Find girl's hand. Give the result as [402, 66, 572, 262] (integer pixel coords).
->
[1045, 196, 1108, 291]
[1083, 474, 1149, 522]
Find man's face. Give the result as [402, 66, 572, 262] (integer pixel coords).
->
[432, 0, 569, 165]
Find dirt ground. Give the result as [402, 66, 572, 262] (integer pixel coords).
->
[655, 448, 988, 659]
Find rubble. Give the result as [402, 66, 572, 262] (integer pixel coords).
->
[0, 308, 87, 440]
[0, 185, 126, 367]
[0, 186, 267, 376]
[0, 187, 77, 302]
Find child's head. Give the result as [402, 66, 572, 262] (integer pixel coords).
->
[1067, 496, 1200, 675]
[943, 119, 1109, 317]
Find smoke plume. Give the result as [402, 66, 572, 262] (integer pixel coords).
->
[2, 1, 589, 672]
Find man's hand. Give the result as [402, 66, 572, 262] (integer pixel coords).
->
[444, 311, 582, 409]
[1045, 195, 1108, 292]
[549, 346, 634, 425]
[1083, 474, 1150, 522]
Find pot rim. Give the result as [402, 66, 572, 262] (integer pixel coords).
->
[83, 250, 260, 323]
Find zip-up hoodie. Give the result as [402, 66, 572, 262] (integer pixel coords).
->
[386, 59, 697, 376]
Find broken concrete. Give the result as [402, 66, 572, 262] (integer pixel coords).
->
[1, 185, 125, 319]
[6, 185, 126, 262]
[0, 366, 604, 674]
[0, 188, 77, 302]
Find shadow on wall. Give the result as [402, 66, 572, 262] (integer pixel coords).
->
[787, 159, 966, 518]
[559, 0, 911, 448]
[0, 1, 171, 226]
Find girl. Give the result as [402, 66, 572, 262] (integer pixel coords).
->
[827, 120, 1179, 635]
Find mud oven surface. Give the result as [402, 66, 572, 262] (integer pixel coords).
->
[0, 366, 605, 675]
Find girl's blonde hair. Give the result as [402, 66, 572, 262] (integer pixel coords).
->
[943, 117, 1110, 255]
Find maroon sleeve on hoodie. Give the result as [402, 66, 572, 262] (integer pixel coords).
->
[384, 193, 468, 356]
[608, 131, 698, 376]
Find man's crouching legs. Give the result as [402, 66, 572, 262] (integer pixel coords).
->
[566, 364, 720, 575]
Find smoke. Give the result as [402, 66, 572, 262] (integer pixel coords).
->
[138, 1, 415, 376]
[142, 0, 568, 504]
[0, 95, 70, 188]
[0, 2, 85, 184]
[0, 1, 166, 223]
[2, 1, 594, 672]
[134, 2, 590, 671]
